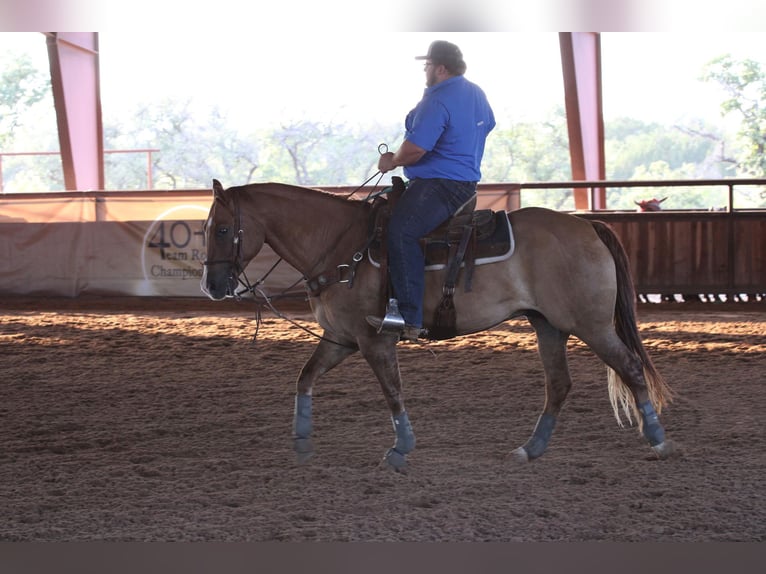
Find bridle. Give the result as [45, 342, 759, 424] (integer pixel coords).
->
[202, 155, 394, 346]
[202, 188, 357, 347]
[202, 190, 249, 298]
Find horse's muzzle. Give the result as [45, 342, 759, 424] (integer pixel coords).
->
[200, 264, 238, 300]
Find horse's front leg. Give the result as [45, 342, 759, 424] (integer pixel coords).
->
[359, 334, 415, 473]
[293, 336, 358, 463]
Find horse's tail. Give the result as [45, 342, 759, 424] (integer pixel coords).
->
[590, 220, 674, 428]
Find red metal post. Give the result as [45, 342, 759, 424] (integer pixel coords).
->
[559, 32, 606, 210]
[46, 32, 104, 191]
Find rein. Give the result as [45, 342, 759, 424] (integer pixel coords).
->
[342, 170, 385, 200]
[234, 257, 355, 348]
[221, 191, 366, 348]
[303, 167, 393, 294]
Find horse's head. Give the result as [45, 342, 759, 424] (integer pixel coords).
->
[200, 179, 265, 300]
[635, 197, 667, 212]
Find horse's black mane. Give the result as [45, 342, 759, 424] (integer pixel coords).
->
[238, 181, 375, 207]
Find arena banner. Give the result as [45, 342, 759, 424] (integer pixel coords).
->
[1, 186, 528, 298]
[0, 193, 304, 298]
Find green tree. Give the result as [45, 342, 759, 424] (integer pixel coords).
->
[483, 106, 570, 182]
[701, 55, 766, 176]
[482, 106, 573, 209]
[0, 48, 61, 191]
[603, 116, 742, 209]
[606, 160, 730, 211]
[0, 50, 49, 149]
[105, 99, 261, 190]
[261, 119, 401, 186]
[606, 118, 726, 181]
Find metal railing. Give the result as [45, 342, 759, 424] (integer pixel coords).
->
[501, 178, 766, 212]
[324, 177, 766, 212]
[1, 171, 765, 212]
[0, 149, 160, 193]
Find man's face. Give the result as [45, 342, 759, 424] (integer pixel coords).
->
[424, 61, 438, 87]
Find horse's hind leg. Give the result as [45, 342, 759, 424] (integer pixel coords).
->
[293, 337, 357, 463]
[512, 313, 573, 463]
[580, 330, 674, 459]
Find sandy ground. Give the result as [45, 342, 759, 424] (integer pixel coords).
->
[0, 296, 764, 542]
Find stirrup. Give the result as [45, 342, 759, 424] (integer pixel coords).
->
[377, 298, 406, 333]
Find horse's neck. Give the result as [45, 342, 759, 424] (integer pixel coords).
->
[246, 184, 366, 275]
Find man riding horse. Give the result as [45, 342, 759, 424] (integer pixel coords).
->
[366, 40, 496, 341]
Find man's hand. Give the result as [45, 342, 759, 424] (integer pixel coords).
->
[377, 140, 427, 174]
[378, 152, 396, 173]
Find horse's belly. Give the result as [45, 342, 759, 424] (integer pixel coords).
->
[423, 260, 524, 333]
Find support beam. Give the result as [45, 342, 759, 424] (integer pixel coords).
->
[46, 32, 104, 191]
[559, 32, 606, 210]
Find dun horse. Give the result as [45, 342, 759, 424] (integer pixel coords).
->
[201, 179, 675, 471]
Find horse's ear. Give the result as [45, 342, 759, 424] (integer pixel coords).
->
[212, 179, 224, 199]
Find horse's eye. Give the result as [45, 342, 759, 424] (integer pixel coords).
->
[217, 226, 229, 236]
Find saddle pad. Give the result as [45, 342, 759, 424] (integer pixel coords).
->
[367, 211, 515, 272]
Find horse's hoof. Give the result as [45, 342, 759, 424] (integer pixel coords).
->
[294, 438, 314, 464]
[382, 448, 408, 474]
[651, 439, 678, 460]
[510, 447, 530, 464]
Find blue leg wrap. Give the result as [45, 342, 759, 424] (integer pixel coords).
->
[523, 413, 557, 460]
[293, 394, 312, 439]
[391, 411, 416, 454]
[638, 401, 665, 446]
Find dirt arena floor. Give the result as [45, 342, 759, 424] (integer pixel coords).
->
[0, 295, 764, 542]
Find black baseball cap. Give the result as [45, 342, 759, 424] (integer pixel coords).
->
[415, 40, 463, 66]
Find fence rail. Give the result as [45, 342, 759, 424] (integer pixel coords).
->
[0, 149, 160, 193]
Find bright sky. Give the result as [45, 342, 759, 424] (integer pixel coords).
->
[100, 31, 766, 130]
[2, 31, 766, 133]
[96, 32, 568, 130]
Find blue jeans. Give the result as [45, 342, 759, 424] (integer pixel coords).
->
[387, 178, 477, 327]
